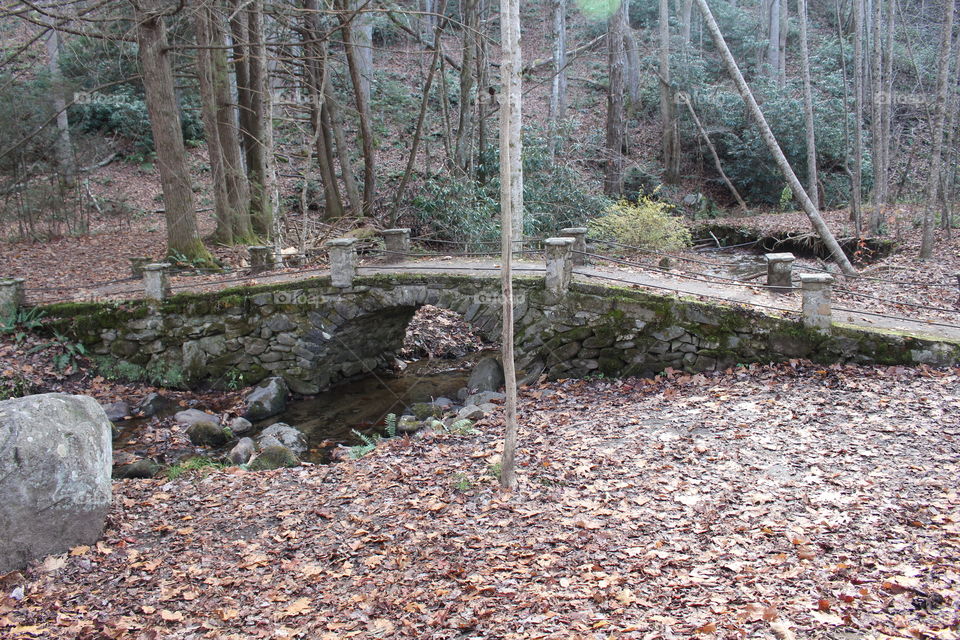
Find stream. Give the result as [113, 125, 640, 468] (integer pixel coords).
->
[253, 350, 495, 463]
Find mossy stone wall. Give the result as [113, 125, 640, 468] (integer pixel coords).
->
[42, 274, 960, 393]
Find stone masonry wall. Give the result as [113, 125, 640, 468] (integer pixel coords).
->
[43, 274, 960, 394]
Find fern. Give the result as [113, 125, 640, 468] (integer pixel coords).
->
[384, 413, 397, 437]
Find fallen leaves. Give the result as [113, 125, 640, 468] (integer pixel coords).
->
[5, 363, 959, 639]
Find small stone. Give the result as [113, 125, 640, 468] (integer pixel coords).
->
[174, 408, 219, 427]
[465, 391, 506, 406]
[136, 392, 170, 417]
[467, 357, 504, 393]
[243, 377, 289, 421]
[187, 421, 230, 447]
[114, 458, 160, 480]
[257, 422, 307, 455]
[396, 415, 422, 434]
[457, 405, 485, 421]
[229, 416, 253, 436]
[229, 438, 256, 465]
[101, 401, 129, 422]
[248, 445, 300, 471]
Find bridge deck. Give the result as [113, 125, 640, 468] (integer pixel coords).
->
[354, 258, 960, 343]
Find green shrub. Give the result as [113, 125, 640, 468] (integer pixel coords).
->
[410, 128, 611, 246]
[587, 196, 692, 251]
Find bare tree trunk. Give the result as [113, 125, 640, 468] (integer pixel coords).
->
[548, 0, 567, 161]
[851, 0, 864, 233]
[196, 6, 233, 244]
[765, 0, 781, 78]
[693, 0, 858, 276]
[249, 0, 277, 240]
[44, 24, 74, 185]
[680, 0, 694, 46]
[868, 0, 884, 233]
[391, 6, 447, 224]
[880, 0, 896, 206]
[604, 0, 627, 196]
[327, 91, 363, 216]
[660, 0, 680, 183]
[624, 27, 641, 114]
[455, 0, 478, 170]
[680, 94, 747, 211]
[340, 0, 376, 217]
[352, 0, 373, 106]
[135, 0, 211, 263]
[798, 0, 819, 210]
[499, 0, 521, 491]
[777, 0, 787, 87]
[920, 0, 954, 258]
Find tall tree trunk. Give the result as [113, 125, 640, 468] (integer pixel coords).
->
[624, 27, 641, 114]
[249, 0, 276, 239]
[604, 0, 627, 196]
[693, 0, 858, 276]
[880, 0, 896, 207]
[134, 0, 211, 263]
[352, 0, 373, 106]
[196, 6, 233, 244]
[499, 0, 522, 491]
[851, 0, 864, 233]
[765, 0, 781, 78]
[44, 24, 74, 185]
[455, 0, 478, 170]
[868, 0, 884, 233]
[660, 0, 680, 183]
[680, 0, 694, 46]
[339, 0, 376, 217]
[920, 0, 954, 258]
[798, 0, 819, 210]
[326, 90, 363, 217]
[548, 0, 567, 161]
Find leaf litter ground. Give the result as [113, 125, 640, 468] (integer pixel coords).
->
[3, 362, 959, 639]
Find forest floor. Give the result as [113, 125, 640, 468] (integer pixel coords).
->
[2, 362, 959, 640]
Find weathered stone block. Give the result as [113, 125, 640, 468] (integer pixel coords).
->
[0, 394, 112, 573]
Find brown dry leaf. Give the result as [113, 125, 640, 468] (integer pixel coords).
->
[69, 546, 90, 557]
[810, 611, 844, 625]
[39, 555, 67, 573]
[279, 597, 312, 618]
[770, 620, 798, 640]
[159, 610, 184, 622]
[695, 621, 717, 633]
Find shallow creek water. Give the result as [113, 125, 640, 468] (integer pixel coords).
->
[259, 350, 494, 463]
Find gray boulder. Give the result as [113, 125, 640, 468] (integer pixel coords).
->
[457, 405, 485, 421]
[0, 393, 112, 573]
[465, 390, 506, 407]
[396, 415, 422, 434]
[229, 438, 256, 465]
[248, 445, 300, 471]
[174, 408, 219, 427]
[136, 392, 170, 417]
[243, 377, 289, 422]
[186, 421, 230, 447]
[257, 422, 307, 455]
[467, 357, 504, 393]
[100, 401, 129, 422]
[114, 458, 160, 479]
[228, 416, 253, 436]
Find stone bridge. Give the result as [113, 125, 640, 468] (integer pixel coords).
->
[37, 236, 960, 393]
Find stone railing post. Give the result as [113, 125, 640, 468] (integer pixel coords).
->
[248, 245, 273, 274]
[381, 228, 410, 264]
[142, 263, 171, 301]
[800, 273, 834, 330]
[765, 252, 795, 289]
[129, 256, 151, 279]
[0, 278, 25, 317]
[544, 237, 575, 299]
[326, 238, 358, 288]
[559, 227, 588, 265]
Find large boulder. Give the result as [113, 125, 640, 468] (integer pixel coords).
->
[174, 408, 219, 427]
[0, 393, 113, 573]
[467, 357, 504, 393]
[257, 422, 307, 455]
[248, 445, 300, 471]
[243, 377, 289, 422]
[186, 421, 230, 447]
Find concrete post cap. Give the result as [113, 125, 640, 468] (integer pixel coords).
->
[143, 263, 171, 271]
[247, 245, 270, 250]
[325, 238, 358, 247]
[559, 227, 588, 235]
[799, 273, 835, 285]
[544, 237, 576, 246]
[765, 252, 795, 262]
[381, 228, 410, 235]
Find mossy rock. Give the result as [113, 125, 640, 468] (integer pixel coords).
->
[186, 421, 230, 447]
[411, 402, 442, 420]
[248, 445, 300, 471]
[114, 458, 160, 479]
